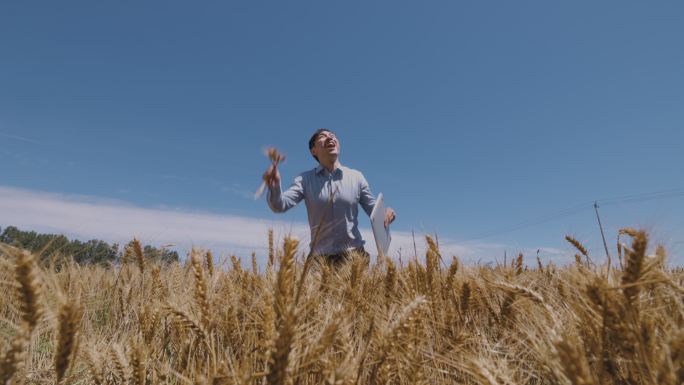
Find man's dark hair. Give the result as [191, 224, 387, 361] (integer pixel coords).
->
[308, 128, 335, 162]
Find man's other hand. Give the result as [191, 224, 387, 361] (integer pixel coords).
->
[384, 207, 396, 228]
[262, 164, 281, 188]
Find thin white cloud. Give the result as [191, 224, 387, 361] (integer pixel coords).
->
[0, 186, 305, 259]
[0, 186, 565, 265]
[0, 132, 42, 145]
[220, 185, 255, 200]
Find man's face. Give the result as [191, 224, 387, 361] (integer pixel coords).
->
[311, 131, 339, 161]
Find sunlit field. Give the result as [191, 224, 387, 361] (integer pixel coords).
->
[1, 228, 682, 384]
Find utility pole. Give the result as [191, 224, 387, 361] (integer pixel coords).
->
[594, 201, 611, 274]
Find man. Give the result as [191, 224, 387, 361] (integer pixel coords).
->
[263, 128, 396, 264]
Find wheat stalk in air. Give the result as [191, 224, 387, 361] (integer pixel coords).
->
[255, 147, 286, 199]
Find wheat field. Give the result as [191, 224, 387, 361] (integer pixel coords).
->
[1, 228, 683, 384]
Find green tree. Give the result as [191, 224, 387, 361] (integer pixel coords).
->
[1, 226, 134, 266]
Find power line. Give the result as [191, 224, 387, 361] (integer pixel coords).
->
[459, 205, 591, 242]
[599, 189, 684, 207]
[457, 187, 684, 242]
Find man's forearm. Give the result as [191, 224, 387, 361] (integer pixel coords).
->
[267, 184, 287, 213]
[267, 175, 304, 213]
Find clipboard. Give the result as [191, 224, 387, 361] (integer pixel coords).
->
[370, 192, 391, 257]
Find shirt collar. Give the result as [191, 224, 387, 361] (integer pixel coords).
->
[315, 164, 343, 176]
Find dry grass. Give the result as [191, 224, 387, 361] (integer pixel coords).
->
[0, 229, 682, 384]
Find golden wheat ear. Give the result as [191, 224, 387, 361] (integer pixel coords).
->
[555, 333, 597, 385]
[14, 250, 43, 330]
[205, 250, 214, 276]
[565, 235, 594, 266]
[131, 238, 145, 274]
[54, 299, 83, 384]
[108, 344, 130, 384]
[129, 339, 148, 385]
[0, 249, 42, 384]
[83, 347, 106, 385]
[266, 237, 298, 385]
[190, 250, 211, 329]
[0, 330, 29, 385]
[620, 228, 648, 305]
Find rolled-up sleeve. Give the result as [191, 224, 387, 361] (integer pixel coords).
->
[267, 174, 305, 213]
[358, 172, 376, 217]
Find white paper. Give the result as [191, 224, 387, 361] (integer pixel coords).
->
[370, 192, 391, 257]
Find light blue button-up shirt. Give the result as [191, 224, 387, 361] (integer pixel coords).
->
[267, 164, 376, 255]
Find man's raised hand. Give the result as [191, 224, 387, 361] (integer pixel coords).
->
[262, 163, 281, 188]
[255, 147, 286, 199]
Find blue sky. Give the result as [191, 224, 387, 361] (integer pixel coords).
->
[1, 1, 683, 264]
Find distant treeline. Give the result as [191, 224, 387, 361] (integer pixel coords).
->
[0, 225, 178, 265]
